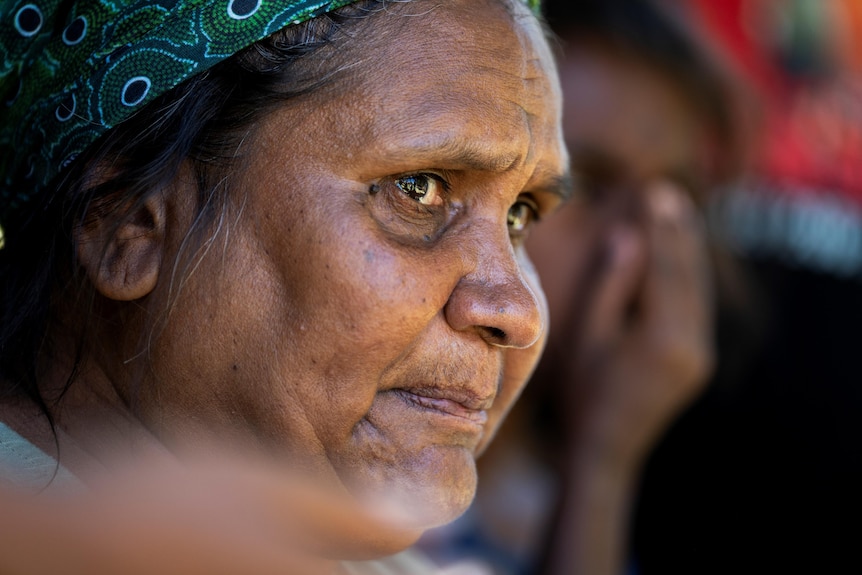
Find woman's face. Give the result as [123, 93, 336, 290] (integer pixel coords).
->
[132, 0, 568, 528]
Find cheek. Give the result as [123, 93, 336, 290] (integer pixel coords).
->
[138, 241, 305, 444]
[249, 203, 462, 441]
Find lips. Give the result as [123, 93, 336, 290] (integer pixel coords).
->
[393, 388, 491, 425]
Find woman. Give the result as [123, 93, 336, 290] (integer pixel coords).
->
[0, 0, 568, 571]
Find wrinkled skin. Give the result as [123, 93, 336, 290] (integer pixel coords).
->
[78, 0, 571, 531]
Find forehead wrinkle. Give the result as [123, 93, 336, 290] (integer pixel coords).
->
[329, 0, 560, 181]
[377, 132, 524, 173]
[492, 10, 563, 171]
[366, 91, 531, 173]
[342, 77, 534, 175]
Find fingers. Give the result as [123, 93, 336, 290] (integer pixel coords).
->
[579, 224, 647, 350]
[555, 179, 716, 466]
[54, 454, 423, 573]
[156, 456, 424, 561]
[639, 180, 714, 387]
[270, 479, 425, 560]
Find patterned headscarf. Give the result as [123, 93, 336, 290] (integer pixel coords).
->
[0, 0, 542, 247]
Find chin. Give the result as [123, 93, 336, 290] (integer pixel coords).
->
[355, 446, 479, 532]
[412, 462, 478, 528]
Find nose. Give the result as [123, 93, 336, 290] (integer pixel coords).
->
[444, 236, 544, 349]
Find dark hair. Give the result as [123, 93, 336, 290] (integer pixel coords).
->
[0, 0, 405, 422]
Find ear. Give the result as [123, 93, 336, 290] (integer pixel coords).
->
[77, 192, 167, 301]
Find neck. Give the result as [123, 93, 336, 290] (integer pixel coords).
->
[0, 345, 167, 483]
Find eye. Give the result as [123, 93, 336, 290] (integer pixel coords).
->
[394, 173, 446, 207]
[507, 197, 539, 235]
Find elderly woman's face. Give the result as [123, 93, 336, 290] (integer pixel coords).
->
[140, 0, 567, 527]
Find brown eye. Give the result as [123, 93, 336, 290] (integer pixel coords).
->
[507, 198, 538, 235]
[395, 174, 445, 206]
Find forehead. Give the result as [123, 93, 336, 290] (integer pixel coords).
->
[286, 0, 565, 180]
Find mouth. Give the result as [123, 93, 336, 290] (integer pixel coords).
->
[392, 388, 490, 426]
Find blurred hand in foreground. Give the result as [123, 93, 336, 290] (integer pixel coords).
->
[0, 452, 434, 575]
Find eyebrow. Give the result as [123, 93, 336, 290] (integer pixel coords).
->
[383, 135, 575, 199]
[386, 135, 524, 173]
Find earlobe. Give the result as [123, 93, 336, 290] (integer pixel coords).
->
[77, 192, 167, 301]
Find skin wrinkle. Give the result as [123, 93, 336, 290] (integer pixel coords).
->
[377, 135, 524, 176]
[381, 338, 500, 407]
[267, 345, 332, 468]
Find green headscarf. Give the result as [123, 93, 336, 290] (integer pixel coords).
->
[0, 0, 541, 246]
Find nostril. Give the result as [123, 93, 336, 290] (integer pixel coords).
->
[482, 326, 507, 343]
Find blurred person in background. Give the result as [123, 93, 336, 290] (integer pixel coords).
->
[419, 1, 742, 574]
[634, 1, 862, 573]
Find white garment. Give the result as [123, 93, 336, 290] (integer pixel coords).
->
[0, 420, 79, 490]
